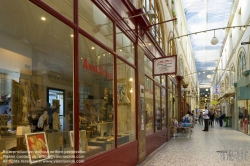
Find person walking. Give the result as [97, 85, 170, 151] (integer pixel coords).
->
[202, 106, 209, 131]
[219, 112, 226, 127]
[209, 110, 215, 127]
[199, 112, 203, 125]
[214, 111, 219, 124]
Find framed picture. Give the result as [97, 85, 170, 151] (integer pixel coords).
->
[117, 83, 130, 104]
[25, 132, 50, 164]
[69, 130, 86, 151]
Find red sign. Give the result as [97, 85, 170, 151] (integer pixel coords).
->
[83, 58, 113, 79]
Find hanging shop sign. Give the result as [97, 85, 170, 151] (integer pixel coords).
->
[213, 84, 220, 94]
[153, 55, 177, 76]
[83, 58, 113, 79]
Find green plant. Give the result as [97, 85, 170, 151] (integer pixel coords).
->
[172, 0, 174, 4]
[172, 10, 176, 18]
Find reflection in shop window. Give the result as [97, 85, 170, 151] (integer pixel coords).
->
[155, 86, 161, 131]
[145, 77, 154, 135]
[79, 34, 115, 157]
[0, 0, 75, 163]
[117, 59, 136, 146]
[162, 87, 166, 129]
[79, 0, 113, 49]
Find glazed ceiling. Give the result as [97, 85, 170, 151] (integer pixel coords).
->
[181, 0, 234, 87]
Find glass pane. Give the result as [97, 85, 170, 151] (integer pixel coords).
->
[169, 92, 173, 120]
[154, 76, 160, 84]
[155, 86, 161, 131]
[0, 0, 74, 162]
[144, 55, 152, 77]
[42, 0, 73, 21]
[145, 77, 154, 135]
[117, 59, 136, 146]
[116, 28, 134, 65]
[161, 76, 166, 86]
[162, 88, 166, 129]
[79, 34, 114, 157]
[79, 0, 113, 49]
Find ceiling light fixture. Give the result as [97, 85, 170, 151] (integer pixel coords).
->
[211, 30, 219, 45]
[41, 17, 46, 21]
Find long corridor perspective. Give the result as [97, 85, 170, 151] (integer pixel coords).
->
[138, 123, 250, 166]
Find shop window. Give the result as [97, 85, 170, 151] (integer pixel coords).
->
[154, 76, 160, 84]
[155, 85, 161, 131]
[79, 34, 115, 157]
[0, 0, 75, 163]
[144, 55, 152, 77]
[142, 0, 164, 49]
[237, 100, 248, 134]
[117, 59, 136, 146]
[162, 87, 166, 129]
[145, 76, 154, 135]
[79, 0, 113, 49]
[161, 76, 166, 86]
[42, 0, 73, 21]
[116, 28, 135, 65]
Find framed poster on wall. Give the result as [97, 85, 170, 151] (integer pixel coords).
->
[25, 132, 50, 164]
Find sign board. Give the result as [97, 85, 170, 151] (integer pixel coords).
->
[213, 84, 220, 94]
[153, 55, 177, 76]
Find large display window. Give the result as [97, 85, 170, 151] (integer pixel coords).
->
[0, 0, 75, 164]
[79, 34, 115, 157]
[0, 0, 141, 164]
[117, 59, 136, 146]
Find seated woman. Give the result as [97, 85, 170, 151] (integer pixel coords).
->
[182, 112, 193, 123]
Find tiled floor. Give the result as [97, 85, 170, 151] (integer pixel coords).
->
[138, 122, 250, 166]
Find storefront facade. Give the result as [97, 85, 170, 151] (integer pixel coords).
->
[0, 0, 186, 165]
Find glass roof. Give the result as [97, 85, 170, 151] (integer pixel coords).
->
[182, 0, 234, 87]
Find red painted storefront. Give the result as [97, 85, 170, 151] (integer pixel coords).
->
[29, 0, 171, 165]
